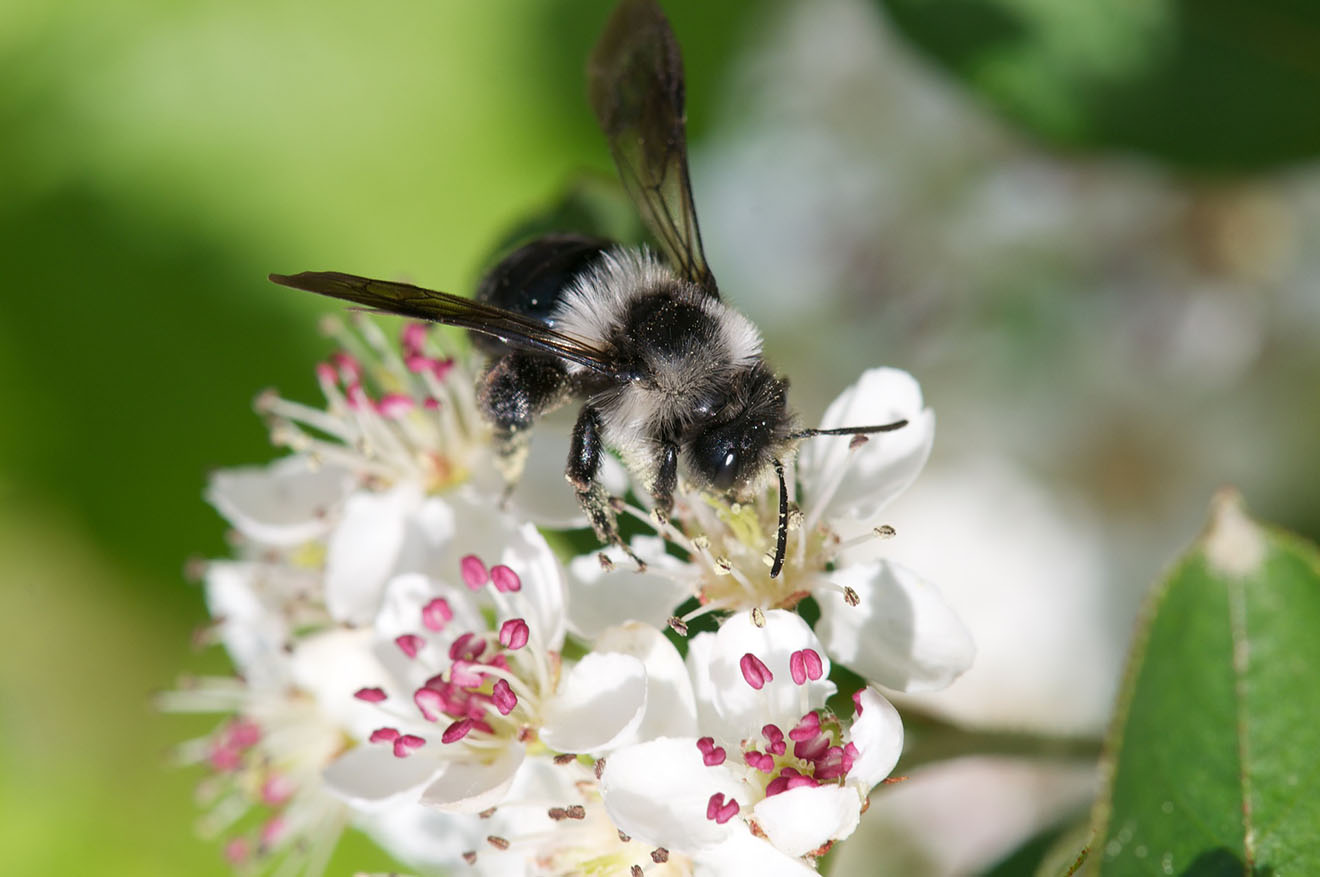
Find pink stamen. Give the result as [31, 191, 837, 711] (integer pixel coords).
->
[739, 653, 773, 690]
[765, 776, 789, 797]
[787, 773, 820, 790]
[224, 838, 250, 865]
[208, 744, 241, 772]
[315, 362, 338, 386]
[461, 555, 489, 589]
[431, 358, 455, 380]
[794, 734, 829, 762]
[423, 397, 441, 410]
[814, 746, 848, 780]
[331, 351, 362, 381]
[442, 718, 474, 744]
[762, 724, 787, 756]
[224, 718, 260, 744]
[450, 660, 484, 688]
[789, 648, 824, 684]
[226, 718, 262, 749]
[354, 686, 387, 703]
[499, 618, 530, 650]
[370, 727, 401, 744]
[260, 816, 285, 847]
[492, 679, 517, 715]
[706, 793, 741, 824]
[376, 393, 415, 418]
[345, 382, 369, 410]
[421, 597, 454, 632]
[490, 565, 522, 593]
[414, 687, 445, 722]
[402, 323, 428, 353]
[260, 774, 293, 806]
[696, 737, 727, 767]
[788, 711, 821, 742]
[393, 734, 426, 758]
[395, 633, 425, 659]
[843, 742, 859, 772]
[404, 353, 433, 374]
[448, 631, 487, 662]
[852, 689, 865, 715]
[744, 750, 774, 773]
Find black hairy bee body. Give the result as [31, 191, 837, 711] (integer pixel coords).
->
[269, 0, 907, 576]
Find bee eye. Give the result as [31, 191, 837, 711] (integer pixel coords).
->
[713, 448, 739, 491]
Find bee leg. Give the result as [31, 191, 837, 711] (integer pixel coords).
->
[649, 441, 679, 526]
[477, 353, 573, 489]
[567, 405, 646, 571]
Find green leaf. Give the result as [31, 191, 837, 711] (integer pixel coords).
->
[1091, 491, 1320, 874]
[876, 0, 1320, 173]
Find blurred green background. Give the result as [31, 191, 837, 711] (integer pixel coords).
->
[2, 0, 1317, 874]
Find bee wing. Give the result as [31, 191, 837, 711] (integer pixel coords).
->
[588, 0, 718, 297]
[269, 271, 621, 377]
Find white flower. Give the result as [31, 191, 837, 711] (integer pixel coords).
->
[159, 627, 386, 875]
[317, 552, 693, 833]
[253, 315, 619, 530]
[600, 611, 904, 872]
[363, 756, 698, 876]
[565, 368, 973, 693]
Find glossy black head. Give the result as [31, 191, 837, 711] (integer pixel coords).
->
[684, 367, 795, 495]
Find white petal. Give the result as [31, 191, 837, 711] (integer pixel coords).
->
[565, 536, 691, 640]
[420, 744, 525, 813]
[817, 560, 974, 693]
[325, 484, 421, 625]
[601, 738, 741, 853]
[437, 495, 568, 651]
[322, 744, 439, 809]
[356, 799, 482, 872]
[685, 631, 727, 738]
[203, 562, 289, 681]
[206, 456, 354, 547]
[848, 688, 904, 789]
[797, 368, 934, 522]
[288, 628, 396, 740]
[374, 572, 483, 644]
[397, 496, 457, 574]
[753, 784, 862, 857]
[595, 622, 699, 742]
[705, 610, 835, 733]
[539, 652, 647, 755]
[495, 418, 630, 527]
[496, 520, 567, 652]
[695, 830, 820, 877]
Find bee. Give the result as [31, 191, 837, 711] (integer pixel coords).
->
[270, 0, 906, 577]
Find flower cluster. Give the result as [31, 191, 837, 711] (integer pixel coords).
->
[164, 317, 973, 876]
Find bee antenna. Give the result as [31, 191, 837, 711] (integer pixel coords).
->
[789, 419, 908, 441]
[770, 458, 789, 579]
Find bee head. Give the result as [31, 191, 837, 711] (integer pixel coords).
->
[684, 367, 795, 496]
